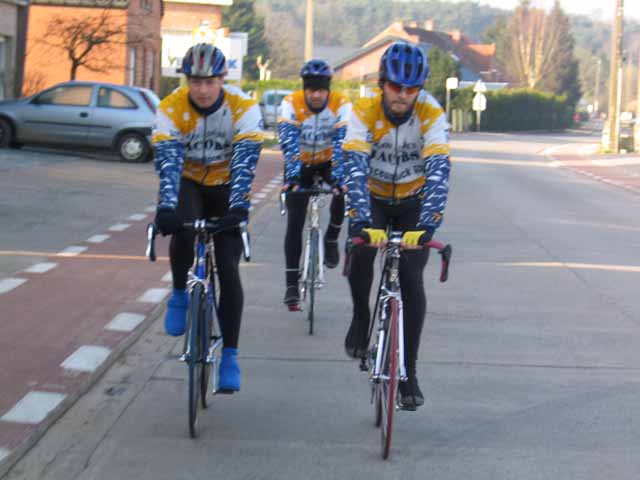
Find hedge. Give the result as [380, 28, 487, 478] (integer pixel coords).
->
[451, 87, 573, 131]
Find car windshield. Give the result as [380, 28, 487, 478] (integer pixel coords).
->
[263, 92, 290, 106]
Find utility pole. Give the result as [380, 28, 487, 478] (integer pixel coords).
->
[594, 58, 601, 115]
[635, 49, 640, 151]
[606, 0, 624, 153]
[304, 0, 314, 61]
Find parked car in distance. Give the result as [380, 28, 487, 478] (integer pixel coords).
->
[0, 81, 160, 162]
[259, 89, 293, 128]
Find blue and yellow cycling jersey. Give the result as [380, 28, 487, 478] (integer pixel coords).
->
[343, 88, 450, 229]
[152, 84, 263, 211]
[277, 90, 352, 184]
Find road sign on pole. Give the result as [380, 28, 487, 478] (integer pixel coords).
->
[473, 80, 487, 93]
[472, 92, 487, 131]
[445, 77, 458, 123]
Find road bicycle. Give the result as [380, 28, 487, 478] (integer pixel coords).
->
[146, 219, 250, 437]
[280, 174, 336, 335]
[348, 232, 451, 459]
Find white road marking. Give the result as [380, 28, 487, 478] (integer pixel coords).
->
[0, 278, 27, 294]
[128, 214, 147, 221]
[254, 192, 268, 199]
[22, 263, 58, 274]
[108, 223, 131, 232]
[161, 271, 172, 282]
[501, 261, 640, 273]
[250, 199, 260, 205]
[86, 234, 110, 244]
[105, 313, 146, 332]
[137, 288, 170, 303]
[144, 206, 156, 213]
[0, 448, 9, 462]
[58, 246, 87, 257]
[61, 346, 111, 372]
[0, 391, 66, 424]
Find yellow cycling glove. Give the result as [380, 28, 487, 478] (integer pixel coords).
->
[362, 228, 388, 245]
[402, 230, 427, 248]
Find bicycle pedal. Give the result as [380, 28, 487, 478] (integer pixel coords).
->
[399, 403, 417, 412]
[288, 304, 302, 312]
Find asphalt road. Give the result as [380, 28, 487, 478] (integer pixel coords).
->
[3, 131, 640, 479]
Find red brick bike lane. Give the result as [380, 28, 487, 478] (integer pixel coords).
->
[546, 143, 640, 194]
[0, 149, 284, 474]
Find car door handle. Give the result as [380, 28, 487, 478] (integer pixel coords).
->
[79, 112, 89, 118]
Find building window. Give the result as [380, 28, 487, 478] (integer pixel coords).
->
[140, 0, 152, 12]
[128, 47, 137, 86]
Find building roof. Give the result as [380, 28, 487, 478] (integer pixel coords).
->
[335, 21, 502, 82]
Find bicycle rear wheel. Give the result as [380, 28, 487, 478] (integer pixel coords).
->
[200, 290, 214, 409]
[380, 297, 399, 459]
[307, 228, 319, 335]
[187, 284, 205, 438]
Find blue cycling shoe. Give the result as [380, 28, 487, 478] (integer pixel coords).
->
[218, 347, 241, 392]
[164, 289, 188, 336]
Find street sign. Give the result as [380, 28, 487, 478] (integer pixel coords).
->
[473, 80, 487, 93]
[472, 92, 487, 112]
[446, 77, 459, 90]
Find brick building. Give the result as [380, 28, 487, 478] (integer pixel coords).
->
[24, 0, 163, 95]
[334, 20, 503, 84]
[0, 0, 28, 99]
[160, 0, 229, 77]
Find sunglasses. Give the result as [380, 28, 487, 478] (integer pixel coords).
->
[385, 82, 420, 95]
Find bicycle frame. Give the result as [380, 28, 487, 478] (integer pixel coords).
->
[300, 186, 326, 297]
[370, 235, 408, 386]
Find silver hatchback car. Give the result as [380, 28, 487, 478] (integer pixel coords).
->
[0, 81, 160, 162]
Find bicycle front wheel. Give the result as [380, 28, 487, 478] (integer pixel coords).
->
[307, 228, 319, 335]
[200, 292, 214, 409]
[187, 284, 205, 438]
[380, 297, 399, 459]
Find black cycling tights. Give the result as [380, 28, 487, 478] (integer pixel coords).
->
[284, 162, 344, 285]
[170, 178, 243, 349]
[348, 196, 429, 369]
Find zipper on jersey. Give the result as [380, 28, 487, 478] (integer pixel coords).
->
[311, 114, 318, 165]
[391, 126, 400, 203]
[200, 115, 208, 184]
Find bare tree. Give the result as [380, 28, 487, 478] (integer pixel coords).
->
[38, 9, 148, 80]
[500, 0, 565, 89]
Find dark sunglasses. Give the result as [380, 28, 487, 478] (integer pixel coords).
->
[386, 82, 420, 95]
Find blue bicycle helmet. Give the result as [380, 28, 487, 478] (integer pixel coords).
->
[181, 43, 227, 77]
[300, 59, 333, 79]
[379, 42, 429, 87]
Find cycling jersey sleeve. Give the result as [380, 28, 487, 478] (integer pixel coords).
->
[152, 109, 185, 210]
[277, 97, 302, 182]
[330, 99, 352, 185]
[343, 100, 374, 228]
[230, 101, 263, 212]
[418, 113, 451, 229]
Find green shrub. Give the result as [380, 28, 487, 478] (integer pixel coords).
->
[449, 87, 573, 131]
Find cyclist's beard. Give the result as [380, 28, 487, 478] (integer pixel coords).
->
[382, 93, 417, 126]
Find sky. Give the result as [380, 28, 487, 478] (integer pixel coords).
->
[459, 0, 640, 21]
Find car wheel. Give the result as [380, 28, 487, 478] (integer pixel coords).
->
[0, 118, 14, 148]
[117, 132, 150, 163]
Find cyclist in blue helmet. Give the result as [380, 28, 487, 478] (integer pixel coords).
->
[278, 59, 352, 308]
[152, 43, 263, 392]
[342, 41, 451, 410]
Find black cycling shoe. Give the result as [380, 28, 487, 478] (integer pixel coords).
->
[398, 376, 424, 411]
[283, 285, 300, 308]
[344, 316, 369, 359]
[324, 237, 340, 269]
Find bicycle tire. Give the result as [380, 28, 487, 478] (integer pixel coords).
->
[381, 297, 399, 459]
[200, 291, 213, 409]
[307, 228, 318, 335]
[187, 284, 204, 438]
